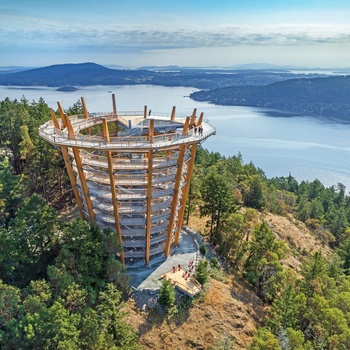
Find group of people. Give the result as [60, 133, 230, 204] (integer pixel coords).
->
[194, 125, 203, 136]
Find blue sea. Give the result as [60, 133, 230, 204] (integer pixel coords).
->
[2, 84, 350, 190]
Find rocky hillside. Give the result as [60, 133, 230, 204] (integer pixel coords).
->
[126, 210, 331, 349]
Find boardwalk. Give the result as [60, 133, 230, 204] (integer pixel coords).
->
[162, 267, 202, 297]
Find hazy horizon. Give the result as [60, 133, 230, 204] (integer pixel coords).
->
[1, 62, 350, 72]
[1, 1, 350, 69]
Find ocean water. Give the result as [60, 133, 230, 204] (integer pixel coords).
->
[1, 84, 350, 190]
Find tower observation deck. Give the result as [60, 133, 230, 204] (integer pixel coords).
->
[39, 94, 215, 265]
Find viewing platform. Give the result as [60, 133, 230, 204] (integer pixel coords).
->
[39, 110, 215, 152]
[39, 94, 215, 266]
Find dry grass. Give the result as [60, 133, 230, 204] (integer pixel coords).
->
[127, 277, 262, 350]
[127, 209, 332, 349]
[59, 204, 331, 349]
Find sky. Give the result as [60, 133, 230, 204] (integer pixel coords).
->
[1, 0, 350, 69]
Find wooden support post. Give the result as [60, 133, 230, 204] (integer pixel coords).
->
[174, 143, 198, 246]
[191, 108, 197, 118]
[60, 113, 70, 138]
[182, 117, 190, 136]
[81, 97, 91, 134]
[148, 119, 154, 143]
[102, 117, 110, 139]
[57, 102, 67, 128]
[60, 146, 86, 220]
[112, 94, 118, 135]
[145, 150, 153, 265]
[170, 106, 176, 121]
[168, 107, 177, 156]
[197, 112, 204, 126]
[49, 108, 61, 130]
[144, 105, 148, 119]
[72, 148, 95, 221]
[164, 145, 186, 257]
[64, 114, 95, 221]
[102, 118, 124, 263]
[112, 94, 117, 115]
[81, 97, 89, 119]
[190, 108, 197, 128]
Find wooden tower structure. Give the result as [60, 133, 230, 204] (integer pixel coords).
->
[39, 94, 215, 265]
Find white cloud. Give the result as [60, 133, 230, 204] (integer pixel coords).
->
[1, 9, 350, 67]
[2, 10, 350, 50]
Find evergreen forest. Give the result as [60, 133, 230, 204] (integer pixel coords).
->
[2, 96, 350, 349]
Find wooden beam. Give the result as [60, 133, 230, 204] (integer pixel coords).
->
[145, 150, 153, 265]
[112, 94, 117, 115]
[168, 108, 177, 157]
[81, 97, 91, 134]
[49, 108, 61, 130]
[81, 97, 89, 119]
[174, 143, 198, 246]
[102, 117, 109, 139]
[164, 145, 186, 257]
[57, 102, 67, 128]
[197, 112, 204, 126]
[60, 146, 86, 220]
[148, 118, 154, 143]
[63, 113, 74, 136]
[182, 116, 190, 135]
[112, 94, 118, 134]
[170, 106, 176, 121]
[64, 114, 95, 221]
[190, 108, 197, 128]
[72, 148, 95, 221]
[191, 108, 197, 117]
[102, 118, 125, 264]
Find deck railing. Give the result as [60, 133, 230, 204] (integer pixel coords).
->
[39, 112, 215, 150]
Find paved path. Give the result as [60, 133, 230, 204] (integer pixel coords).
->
[128, 229, 199, 290]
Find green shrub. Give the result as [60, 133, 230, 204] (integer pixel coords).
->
[200, 244, 207, 255]
[210, 267, 228, 283]
[211, 257, 219, 268]
[159, 279, 176, 307]
[195, 260, 209, 285]
[167, 305, 179, 322]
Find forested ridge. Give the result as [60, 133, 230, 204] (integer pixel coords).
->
[0, 62, 325, 89]
[191, 75, 350, 121]
[2, 97, 350, 348]
[0, 97, 139, 349]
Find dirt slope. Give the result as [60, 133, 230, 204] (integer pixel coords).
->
[263, 212, 332, 271]
[127, 277, 264, 349]
[126, 211, 331, 349]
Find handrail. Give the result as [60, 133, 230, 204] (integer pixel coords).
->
[39, 112, 216, 151]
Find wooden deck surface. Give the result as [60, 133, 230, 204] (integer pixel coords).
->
[161, 266, 202, 297]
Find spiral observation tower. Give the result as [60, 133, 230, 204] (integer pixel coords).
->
[39, 94, 215, 265]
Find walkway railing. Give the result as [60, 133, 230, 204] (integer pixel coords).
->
[39, 112, 216, 151]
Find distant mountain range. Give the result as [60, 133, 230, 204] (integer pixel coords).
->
[0, 62, 328, 90]
[1, 62, 349, 120]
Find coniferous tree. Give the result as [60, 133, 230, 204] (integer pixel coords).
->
[200, 170, 236, 243]
[159, 278, 176, 307]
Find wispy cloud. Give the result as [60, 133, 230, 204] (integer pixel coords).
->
[1, 11, 350, 52]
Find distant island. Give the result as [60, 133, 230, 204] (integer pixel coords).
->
[56, 86, 78, 92]
[190, 75, 350, 121]
[0, 62, 350, 120]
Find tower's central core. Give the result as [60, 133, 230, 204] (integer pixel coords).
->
[39, 95, 215, 265]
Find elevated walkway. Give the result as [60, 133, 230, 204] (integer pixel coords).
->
[39, 112, 216, 152]
[39, 99, 215, 265]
